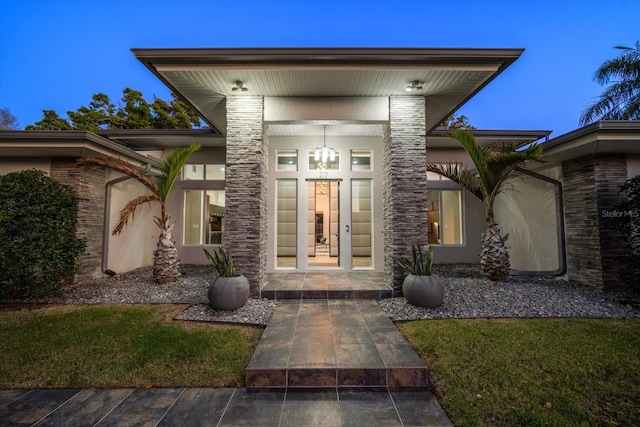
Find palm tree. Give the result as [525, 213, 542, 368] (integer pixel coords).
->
[78, 143, 200, 284]
[580, 41, 640, 125]
[427, 130, 542, 281]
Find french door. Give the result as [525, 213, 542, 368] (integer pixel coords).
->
[275, 178, 372, 271]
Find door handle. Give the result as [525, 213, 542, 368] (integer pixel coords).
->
[345, 225, 350, 233]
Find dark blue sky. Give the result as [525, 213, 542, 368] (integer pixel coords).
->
[1, 0, 638, 137]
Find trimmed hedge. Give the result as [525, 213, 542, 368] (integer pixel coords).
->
[0, 170, 86, 300]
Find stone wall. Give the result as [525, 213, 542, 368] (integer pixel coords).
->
[50, 158, 106, 282]
[383, 97, 429, 292]
[562, 154, 629, 290]
[225, 96, 267, 296]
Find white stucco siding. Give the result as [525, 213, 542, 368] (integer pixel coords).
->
[106, 175, 156, 273]
[627, 155, 640, 179]
[0, 158, 51, 175]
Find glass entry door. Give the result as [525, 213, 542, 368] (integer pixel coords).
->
[307, 180, 340, 267]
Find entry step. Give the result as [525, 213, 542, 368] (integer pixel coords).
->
[261, 273, 393, 300]
[246, 300, 427, 389]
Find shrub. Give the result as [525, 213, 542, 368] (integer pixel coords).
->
[0, 170, 86, 300]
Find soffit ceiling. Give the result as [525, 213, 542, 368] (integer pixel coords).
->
[132, 48, 523, 136]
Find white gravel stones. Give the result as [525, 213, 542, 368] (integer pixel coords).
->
[53, 264, 640, 324]
[379, 275, 640, 320]
[175, 300, 278, 326]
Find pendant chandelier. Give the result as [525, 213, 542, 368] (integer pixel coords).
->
[314, 125, 335, 164]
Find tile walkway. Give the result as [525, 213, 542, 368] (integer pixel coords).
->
[0, 273, 452, 426]
[0, 387, 451, 426]
[246, 300, 427, 389]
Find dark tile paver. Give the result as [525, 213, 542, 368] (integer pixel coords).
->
[280, 389, 340, 426]
[217, 389, 285, 426]
[157, 387, 234, 427]
[389, 388, 453, 426]
[0, 390, 28, 411]
[338, 388, 402, 427]
[0, 389, 81, 427]
[95, 388, 183, 426]
[37, 388, 132, 427]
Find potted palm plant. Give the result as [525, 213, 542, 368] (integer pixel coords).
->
[203, 246, 250, 311]
[393, 244, 444, 308]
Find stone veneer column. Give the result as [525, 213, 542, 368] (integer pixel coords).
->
[225, 96, 267, 296]
[383, 97, 429, 292]
[562, 154, 629, 290]
[50, 158, 106, 282]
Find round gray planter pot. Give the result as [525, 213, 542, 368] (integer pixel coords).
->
[402, 274, 444, 308]
[208, 275, 250, 311]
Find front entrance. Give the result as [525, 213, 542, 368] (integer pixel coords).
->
[269, 124, 382, 273]
[308, 180, 340, 268]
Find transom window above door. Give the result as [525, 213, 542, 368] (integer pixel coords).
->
[182, 164, 225, 180]
[308, 151, 340, 170]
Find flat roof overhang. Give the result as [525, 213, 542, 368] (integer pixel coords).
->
[538, 121, 640, 165]
[427, 129, 551, 148]
[0, 131, 162, 169]
[131, 47, 524, 136]
[97, 128, 224, 150]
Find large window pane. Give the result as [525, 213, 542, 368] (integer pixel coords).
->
[184, 190, 225, 245]
[183, 164, 204, 180]
[428, 190, 463, 245]
[277, 180, 297, 268]
[352, 180, 372, 267]
[206, 190, 225, 245]
[441, 191, 463, 244]
[184, 190, 203, 244]
[205, 165, 225, 180]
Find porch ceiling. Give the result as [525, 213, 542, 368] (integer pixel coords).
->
[132, 48, 523, 136]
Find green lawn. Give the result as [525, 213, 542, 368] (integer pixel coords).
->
[0, 305, 261, 388]
[398, 318, 640, 427]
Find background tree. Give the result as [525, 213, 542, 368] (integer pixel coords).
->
[427, 130, 543, 281]
[68, 93, 116, 130]
[77, 143, 200, 284]
[27, 88, 201, 130]
[580, 41, 640, 125]
[440, 113, 477, 130]
[0, 108, 20, 130]
[25, 110, 72, 130]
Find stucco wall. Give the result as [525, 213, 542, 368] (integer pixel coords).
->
[0, 158, 51, 176]
[106, 171, 156, 273]
[628, 155, 640, 179]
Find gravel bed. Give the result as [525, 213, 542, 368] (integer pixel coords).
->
[43, 264, 640, 324]
[380, 276, 640, 321]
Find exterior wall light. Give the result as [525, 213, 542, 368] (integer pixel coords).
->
[406, 80, 424, 91]
[232, 80, 248, 91]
